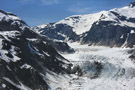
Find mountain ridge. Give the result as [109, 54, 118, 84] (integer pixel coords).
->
[0, 9, 73, 90]
[35, 2, 135, 48]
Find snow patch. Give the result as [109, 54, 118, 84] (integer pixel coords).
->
[36, 24, 47, 29]
[26, 38, 38, 42]
[120, 34, 124, 39]
[43, 51, 50, 57]
[21, 64, 32, 69]
[2, 83, 6, 88]
[130, 30, 135, 34]
[3, 77, 31, 90]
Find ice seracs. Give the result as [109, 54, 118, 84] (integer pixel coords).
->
[60, 42, 135, 90]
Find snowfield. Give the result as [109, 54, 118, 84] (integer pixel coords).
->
[53, 5, 135, 35]
[47, 43, 135, 90]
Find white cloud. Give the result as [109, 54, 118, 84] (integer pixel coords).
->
[68, 7, 91, 14]
[40, 0, 60, 5]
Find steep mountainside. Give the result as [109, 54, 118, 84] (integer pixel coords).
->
[35, 2, 135, 47]
[34, 23, 80, 42]
[82, 2, 135, 47]
[0, 10, 72, 90]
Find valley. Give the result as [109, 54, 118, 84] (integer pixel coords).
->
[0, 2, 135, 90]
[48, 43, 135, 90]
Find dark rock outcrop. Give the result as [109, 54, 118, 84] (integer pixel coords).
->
[35, 23, 80, 42]
[82, 21, 135, 47]
[0, 10, 72, 90]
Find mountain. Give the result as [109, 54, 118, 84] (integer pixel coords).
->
[35, 2, 135, 47]
[0, 10, 72, 90]
[34, 23, 80, 42]
[82, 2, 135, 47]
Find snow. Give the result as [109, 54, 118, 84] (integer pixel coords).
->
[10, 46, 21, 62]
[111, 6, 135, 18]
[43, 51, 50, 57]
[54, 5, 135, 35]
[2, 84, 6, 88]
[56, 11, 107, 35]
[27, 42, 45, 59]
[120, 34, 124, 39]
[0, 31, 21, 62]
[57, 32, 66, 37]
[0, 40, 20, 62]
[26, 38, 38, 42]
[130, 30, 135, 34]
[0, 11, 21, 21]
[6, 65, 11, 71]
[0, 11, 29, 31]
[120, 21, 135, 27]
[43, 41, 47, 44]
[36, 24, 47, 29]
[0, 42, 20, 62]
[0, 39, 10, 62]
[34, 4, 135, 37]
[43, 70, 71, 90]
[0, 31, 21, 42]
[28, 42, 40, 55]
[21, 64, 32, 69]
[46, 42, 135, 90]
[122, 34, 129, 48]
[3, 77, 31, 90]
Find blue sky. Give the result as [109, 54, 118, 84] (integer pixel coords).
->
[0, 0, 134, 26]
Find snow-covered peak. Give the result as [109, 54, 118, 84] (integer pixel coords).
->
[0, 10, 21, 21]
[55, 10, 121, 35]
[0, 10, 29, 31]
[110, 5, 135, 18]
[54, 4, 135, 35]
[56, 11, 109, 35]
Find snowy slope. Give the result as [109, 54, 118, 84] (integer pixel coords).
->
[111, 5, 135, 18]
[55, 3, 135, 35]
[0, 10, 29, 30]
[55, 11, 106, 35]
[35, 2, 135, 45]
[0, 9, 72, 90]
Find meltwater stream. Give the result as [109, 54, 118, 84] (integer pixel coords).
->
[60, 43, 135, 90]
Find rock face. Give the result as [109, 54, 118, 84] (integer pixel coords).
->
[82, 21, 135, 47]
[129, 2, 135, 8]
[0, 10, 72, 90]
[34, 23, 80, 42]
[35, 2, 135, 48]
[81, 5, 135, 47]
